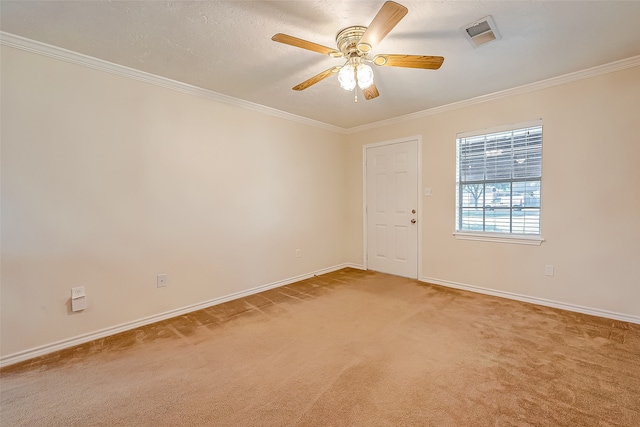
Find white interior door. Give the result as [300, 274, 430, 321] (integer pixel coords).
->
[365, 139, 419, 279]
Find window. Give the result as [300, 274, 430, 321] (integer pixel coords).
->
[455, 121, 542, 243]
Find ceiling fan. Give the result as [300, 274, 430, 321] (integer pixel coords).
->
[272, 1, 444, 101]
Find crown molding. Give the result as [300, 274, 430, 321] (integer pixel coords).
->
[345, 55, 640, 134]
[2, 31, 638, 135]
[0, 31, 347, 134]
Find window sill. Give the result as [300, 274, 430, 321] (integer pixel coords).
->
[453, 232, 544, 246]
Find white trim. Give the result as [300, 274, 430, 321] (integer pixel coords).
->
[346, 55, 640, 134]
[457, 119, 543, 139]
[362, 150, 369, 271]
[453, 232, 544, 246]
[417, 139, 423, 281]
[2, 32, 638, 134]
[362, 135, 423, 150]
[0, 31, 344, 134]
[362, 136, 422, 279]
[0, 263, 362, 368]
[421, 276, 640, 325]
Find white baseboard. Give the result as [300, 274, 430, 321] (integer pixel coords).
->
[0, 263, 362, 368]
[315, 263, 364, 275]
[422, 276, 640, 325]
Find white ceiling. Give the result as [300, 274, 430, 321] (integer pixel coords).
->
[2, 1, 640, 129]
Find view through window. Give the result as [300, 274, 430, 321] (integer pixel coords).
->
[456, 122, 542, 236]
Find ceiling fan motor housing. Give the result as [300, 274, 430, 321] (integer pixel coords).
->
[336, 26, 367, 57]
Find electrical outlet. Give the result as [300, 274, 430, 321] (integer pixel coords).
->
[71, 286, 86, 312]
[295, 249, 301, 258]
[71, 286, 85, 299]
[157, 274, 168, 288]
[545, 265, 554, 277]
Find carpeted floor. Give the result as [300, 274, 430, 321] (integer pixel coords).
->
[1, 268, 639, 426]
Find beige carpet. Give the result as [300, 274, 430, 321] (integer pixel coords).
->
[1, 268, 639, 426]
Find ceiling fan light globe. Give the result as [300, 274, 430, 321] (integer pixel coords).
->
[356, 64, 374, 89]
[338, 64, 357, 91]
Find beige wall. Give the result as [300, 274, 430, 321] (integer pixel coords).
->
[1, 46, 348, 357]
[2, 42, 639, 361]
[345, 65, 640, 319]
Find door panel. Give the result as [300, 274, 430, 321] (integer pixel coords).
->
[394, 226, 408, 261]
[375, 225, 387, 257]
[366, 140, 418, 279]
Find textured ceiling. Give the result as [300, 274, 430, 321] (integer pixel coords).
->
[2, 1, 640, 129]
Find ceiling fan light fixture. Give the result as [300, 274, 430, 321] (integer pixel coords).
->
[272, 2, 442, 101]
[338, 64, 357, 91]
[356, 64, 374, 89]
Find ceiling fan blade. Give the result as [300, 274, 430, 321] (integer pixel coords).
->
[373, 54, 444, 69]
[357, 1, 408, 53]
[293, 66, 341, 91]
[272, 33, 342, 57]
[362, 84, 380, 100]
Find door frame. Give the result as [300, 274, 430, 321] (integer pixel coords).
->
[362, 135, 423, 279]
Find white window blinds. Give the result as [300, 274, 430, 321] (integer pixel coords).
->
[456, 121, 542, 236]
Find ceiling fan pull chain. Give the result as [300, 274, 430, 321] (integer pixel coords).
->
[354, 66, 358, 102]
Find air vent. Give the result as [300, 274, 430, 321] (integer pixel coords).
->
[462, 16, 501, 48]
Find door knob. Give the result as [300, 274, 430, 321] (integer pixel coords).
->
[411, 219, 416, 224]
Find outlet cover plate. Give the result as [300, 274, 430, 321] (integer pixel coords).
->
[71, 286, 86, 299]
[157, 274, 168, 288]
[545, 265, 554, 276]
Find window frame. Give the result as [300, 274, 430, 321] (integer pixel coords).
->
[454, 120, 544, 245]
